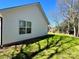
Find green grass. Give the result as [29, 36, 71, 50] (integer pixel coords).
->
[0, 34, 79, 59]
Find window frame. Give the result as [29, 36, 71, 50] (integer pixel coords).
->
[19, 20, 32, 34]
[19, 20, 26, 34]
[26, 21, 32, 34]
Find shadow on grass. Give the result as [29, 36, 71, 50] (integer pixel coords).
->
[12, 45, 32, 59]
[11, 35, 54, 59]
[11, 35, 79, 59]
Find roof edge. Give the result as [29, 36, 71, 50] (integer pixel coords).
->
[0, 2, 40, 11]
[37, 3, 50, 24]
[0, 2, 50, 24]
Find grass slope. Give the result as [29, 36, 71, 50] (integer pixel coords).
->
[0, 34, 79, 59]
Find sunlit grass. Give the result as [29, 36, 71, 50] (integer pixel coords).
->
[48, 32, 74, 37]
[0, 34, 79, 59]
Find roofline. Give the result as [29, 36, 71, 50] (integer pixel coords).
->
[0, 2, 50, 24]
[37, 3, 50, 24]
[0, 2, 40, 11]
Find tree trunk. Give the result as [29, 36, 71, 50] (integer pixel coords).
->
[68, 20, 70, 34]
[77, 19, 79, 37]
[74, 26, 76, 36]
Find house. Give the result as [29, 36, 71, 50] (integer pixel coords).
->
[0, 2, 49, 47]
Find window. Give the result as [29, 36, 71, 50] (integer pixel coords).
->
[27, 21, 31, 33]
[19, 20, 26, 34]
[19, 21, 31, 34]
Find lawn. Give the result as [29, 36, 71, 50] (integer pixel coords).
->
[0, 34, 79, 59]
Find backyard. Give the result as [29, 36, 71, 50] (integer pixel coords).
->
[0, 34, 79, 59]
[0, 0, 79, 59]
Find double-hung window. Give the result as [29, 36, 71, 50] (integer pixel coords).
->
[19, 20, 31, 34]
[27, 21, 31, 33]
[19, 20, 26, 34]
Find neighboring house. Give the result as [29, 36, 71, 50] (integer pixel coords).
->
[0, 2, 49, 46]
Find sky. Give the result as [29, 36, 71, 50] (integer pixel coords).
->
[0, 0, 60, 26]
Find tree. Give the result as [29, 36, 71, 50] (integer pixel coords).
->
[57, 0, 79, 36]
[49, 11, 62, 33]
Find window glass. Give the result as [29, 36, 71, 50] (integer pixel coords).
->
[27, 21, 31, 33]
[19, 28, 26, 34]
[27, 28, 31, 33]
[19, 21, 26, 28]
[27, 22, 31, 28]
[19, 20, 26, 34]
[19, 21, 31, 34]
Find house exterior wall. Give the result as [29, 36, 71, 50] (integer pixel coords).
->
[0, 4, 48, 44]
[0, 18, 1, 44]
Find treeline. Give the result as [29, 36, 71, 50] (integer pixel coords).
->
[56, 0, 79, 37]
